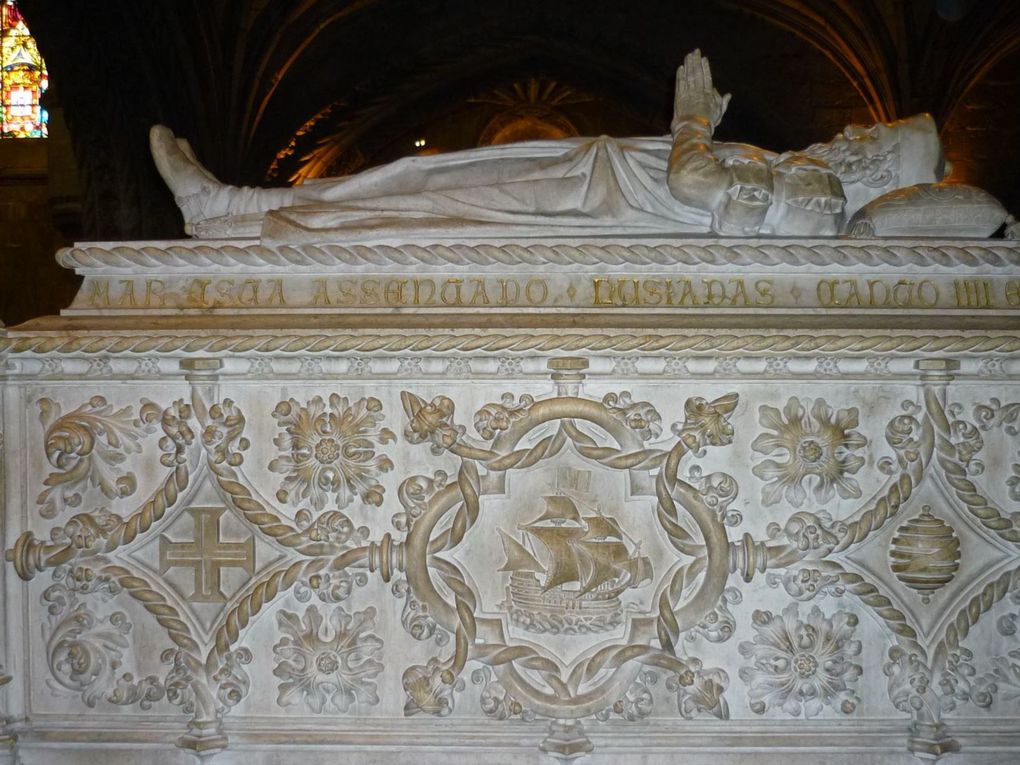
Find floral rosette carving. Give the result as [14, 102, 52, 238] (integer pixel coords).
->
[474, 393, 535, 440]
[752, 397, 867, 507]
[270, 394, 395, 511]
[602, 391, 662, 442]
[739, 603, 862, 717]
[273, 604, 384, 714]
[36, 396, 161, 518]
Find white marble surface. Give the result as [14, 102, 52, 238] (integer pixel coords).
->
[2, 236, 1020, 764]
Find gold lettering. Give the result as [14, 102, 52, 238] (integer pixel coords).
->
[361, 279, 380, 304]
[729, 278, 749, 306]
[642, 279, 663, 306]
[592, 278, 612, 306]
[675, 278, 700, 306]
[954, 279, 992, 309]
[441, 278, 464, 305]
[525, 278, 548, 305]
[116, 279, 137, 308]
[917, 280, 938, 308]
[337, 279, 355, 306]
[312, 279, 331, 306]
[214, 279, 235, 307]
[499, 278, 520, 306]
[87, 279, 111, 308]
[703, 279, 726, 306]
[891, 279, 916, 308]
[866, 279, 889, 307]
[1005, 281, 1020, 308]
[413, 279, 436, 306]
[144, 279, 166, 308]
[816, 279, 840, 307]
[265, 278, 286, 306]
[384, 279, 408, 306]
[468, 278, 491, 306]
[754, 279, 774, 306]
[186, 279, 211, 308]
[237, 279, 260, 306]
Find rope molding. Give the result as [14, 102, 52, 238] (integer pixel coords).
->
[56, 241, 1020, 272]
[3, 332, 1020, 355]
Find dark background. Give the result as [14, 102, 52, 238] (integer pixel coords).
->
[3, 0, 1020, 324]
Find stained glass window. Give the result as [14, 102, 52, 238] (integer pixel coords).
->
[1, 0, 47, 138]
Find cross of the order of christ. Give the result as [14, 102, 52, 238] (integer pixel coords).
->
[159, 506, 256, 603]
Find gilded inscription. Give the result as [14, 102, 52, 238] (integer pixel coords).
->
[815, 278, 939, 309]
[79, 274, 1020, 312]
[591, 277, 774, 307]
[311, 277, 550, 307]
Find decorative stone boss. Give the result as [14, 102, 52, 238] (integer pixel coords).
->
[151, 50, 1010, 244]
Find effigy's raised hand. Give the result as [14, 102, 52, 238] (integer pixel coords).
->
[673, 49, 731, 131]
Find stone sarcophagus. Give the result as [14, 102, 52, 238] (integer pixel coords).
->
[1, 235, 1020, 765]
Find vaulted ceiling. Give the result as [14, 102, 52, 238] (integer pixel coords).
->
[18, 0, 1020, 238]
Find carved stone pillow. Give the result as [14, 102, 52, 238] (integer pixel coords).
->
[846, 182, 1006, 238]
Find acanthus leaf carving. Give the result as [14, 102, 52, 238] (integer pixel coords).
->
[43, 568, 165, 710]
[392, 578, 448, 645]
[470, 667, 532, 720]
[36, 396, 161, 519]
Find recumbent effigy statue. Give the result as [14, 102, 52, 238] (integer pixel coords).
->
[151, 50, 1009, 244]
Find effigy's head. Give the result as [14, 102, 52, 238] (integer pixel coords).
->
[803, 113, 945, 218]
[714, 145, 773, 235]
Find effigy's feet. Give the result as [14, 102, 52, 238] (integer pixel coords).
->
[149, 125, 222, 231]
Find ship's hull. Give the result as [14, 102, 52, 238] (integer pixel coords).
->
[502, 572, 623, 634]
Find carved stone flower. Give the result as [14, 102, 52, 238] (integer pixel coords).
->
[674, 393, 739, 450]
[270, 394, 395, 511]
[738, 603, 861, 718]
[401, 392, 464, 453]
[273, 605, 384, 714]
[751, 397, 866, 507]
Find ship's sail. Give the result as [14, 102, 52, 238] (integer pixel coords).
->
[528, 495, 583, 526]
[527, 525, 585, 591]
[498, 529, 546, 574]
[620, 554, 654, 587]
[514, 493, 653, 597]
[576, 539, 630, 595]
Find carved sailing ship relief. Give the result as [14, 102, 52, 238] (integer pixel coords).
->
[498, 474, 653, 635]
